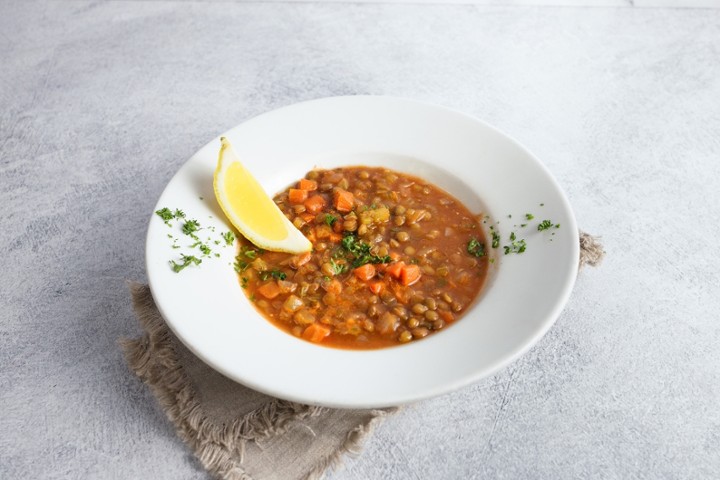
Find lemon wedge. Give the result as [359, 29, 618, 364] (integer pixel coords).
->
[213, 137, 312, 254]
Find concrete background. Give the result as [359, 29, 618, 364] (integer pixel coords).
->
[1, 1, 719, 479]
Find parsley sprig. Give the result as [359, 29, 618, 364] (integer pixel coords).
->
[341, 234, 391, 268]
[258, 269, 287, 281]
[538, 220, 560, 231]
[503, 232, 527, 255]
[467, 238, 486, 257]
[170, 254, 202, 272]
[222, 231, 236, 246]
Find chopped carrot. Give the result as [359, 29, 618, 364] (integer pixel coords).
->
[303, 323, 331, 343]
[393, 284, 412, 304]
[315, 224, 333, 239]
[353, 263, 376, 281]
[439, 310, 455, 323]
[298, 178, 318, 191]
[288, 188, 308, 204]
[332, 219, 344, 233]
[368, 281, 384, 295]
[399, 264, 421, 286]
[257, 281, 282, 299]
[290, 252, 312, 269]
[304, 195, 327, 214]
[385, 261, 405, 279]
[328, 232, 343, 243]
[388, 252, 401, 262]
[300, 213, 315, 223]
[333, 189, 354, 213]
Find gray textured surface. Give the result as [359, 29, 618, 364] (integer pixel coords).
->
[2, 1, 719, 479]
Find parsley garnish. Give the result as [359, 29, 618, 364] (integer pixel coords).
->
[324, 214, 338, 227]
[155, 207, 175, 225]
[170, 254, 202, 272]
[222, 231, 235, 246]
[233, 256, 249, 273]
[537, 220, 560, 231]
[241, 277, 248, 289]
[199, 244, 212, 256]
[330, 258, 347, 275]
[525, 213, 534, 220]
[259, 269, 287, 281]
[491, 231, 500, 249]
[503, 232, 527, 255]
[467, 238, 486, 257]
[341, 234, 391, 268]
[182, 220, 200, 236]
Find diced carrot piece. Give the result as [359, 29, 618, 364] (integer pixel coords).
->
[333, 189, 354, 213]
[332, 219, 344, 233]
[304, 195, 327, 214]
[385, 261, 405, 279]
[388, 252, 401, 262]
[298, 178, 318, 191]
[368, 281, 384, 295]
[300, 213, 315, 223]
[290, 252, 312, 269]
[315, 224, 333, 239]
[303, 323, 331, 343]
[257, 281, 282, 299]
[399, 264, 421, 286]
[288, 188, 308, 204]
[353, 263, 376, 281]
[328, 232, 343, 243]
[439, 310, 455, 323]
[393, 284, 412, 304]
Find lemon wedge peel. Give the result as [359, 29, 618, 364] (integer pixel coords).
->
[213, 137, 312, 254]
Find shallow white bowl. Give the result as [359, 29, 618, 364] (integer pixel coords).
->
[146, 96, 578, 408]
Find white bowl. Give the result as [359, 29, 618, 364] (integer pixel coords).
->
[146, 96, 579, 408]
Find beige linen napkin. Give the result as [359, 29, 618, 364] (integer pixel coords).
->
[121, 232, 604, 480]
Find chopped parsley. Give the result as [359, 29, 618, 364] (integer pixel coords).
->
[467, 238, 486, 257]
[525, 213, 534, 220]
[156, 207, 189, 226]
[222, 231, 235, 246]
[503, 232, 527, 255]
[259, 269, 287, 281]
[330, 258, 347, 275]
[155, 207, 175, 225]
[241, 277, 248, 289]
[234, 256, 249, 273]
[341, 234, 391, 268]
[170, 254, 202, 273]
[182, 220, 200, 236]
[537, 220, 560, 231]
[324, 214, 338, 227]
[491, 230, 501, 249]
[199, 244, 212, 256]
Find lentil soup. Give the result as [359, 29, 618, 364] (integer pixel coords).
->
[235, 166, 489, 349]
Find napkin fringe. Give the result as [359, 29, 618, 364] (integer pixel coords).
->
[121, 282, 391, 480]
[302, 407, 400, 480]
[579, 231, 605, 269]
